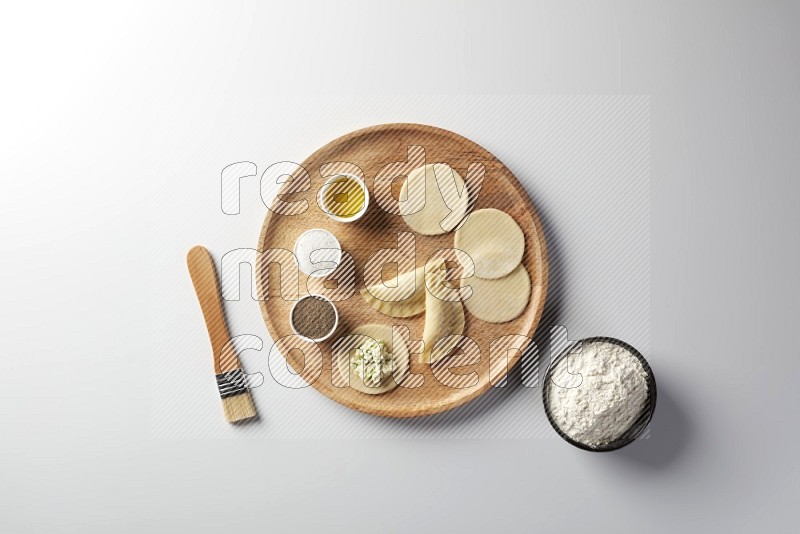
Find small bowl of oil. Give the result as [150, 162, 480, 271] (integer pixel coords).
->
[317, 173, 369, 223]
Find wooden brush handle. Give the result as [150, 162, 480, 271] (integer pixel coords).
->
[187, 246, 236, 374]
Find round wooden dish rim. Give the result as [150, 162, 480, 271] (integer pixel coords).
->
[257, 122, 549, 417]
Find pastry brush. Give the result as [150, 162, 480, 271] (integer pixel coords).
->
[187, 245, 257, 423]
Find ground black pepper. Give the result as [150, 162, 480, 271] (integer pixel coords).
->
[292, 296, 336, 339]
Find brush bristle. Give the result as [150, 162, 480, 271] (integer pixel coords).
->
[221, 392, 257, 423]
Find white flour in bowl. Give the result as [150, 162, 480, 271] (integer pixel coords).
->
[547, 340, 649, 447]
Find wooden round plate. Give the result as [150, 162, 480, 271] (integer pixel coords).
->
[257, 123, 547, 417]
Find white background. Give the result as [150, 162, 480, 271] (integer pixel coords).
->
[1, 1, 798, 532]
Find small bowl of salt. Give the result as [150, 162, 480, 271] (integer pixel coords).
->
[542, 337, 657, 452]
[293, 228, 342, 278]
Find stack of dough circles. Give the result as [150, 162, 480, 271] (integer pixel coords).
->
[462, 264, 531, 324]
[400, 163, 469, 235]
[456, 208, 530, 323]
[336, 324, 410, 395]
[455, 208, 525, 279]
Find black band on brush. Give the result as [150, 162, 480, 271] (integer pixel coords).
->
[216, 369, 247, 399]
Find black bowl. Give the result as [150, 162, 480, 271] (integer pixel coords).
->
[542, 336, 657, 452]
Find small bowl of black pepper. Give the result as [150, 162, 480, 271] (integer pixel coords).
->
[290, 294, 339, 342]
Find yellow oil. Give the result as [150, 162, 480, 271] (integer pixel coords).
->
[322, 176, 365, 218]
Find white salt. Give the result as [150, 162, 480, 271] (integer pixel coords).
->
[293, 229, 342, 277]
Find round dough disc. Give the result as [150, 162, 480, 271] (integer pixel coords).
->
[463, 263, 531, 323]
[400, 163, 468, 235]
[455, 208, 525, 279]
[336, 324, 410, 395]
